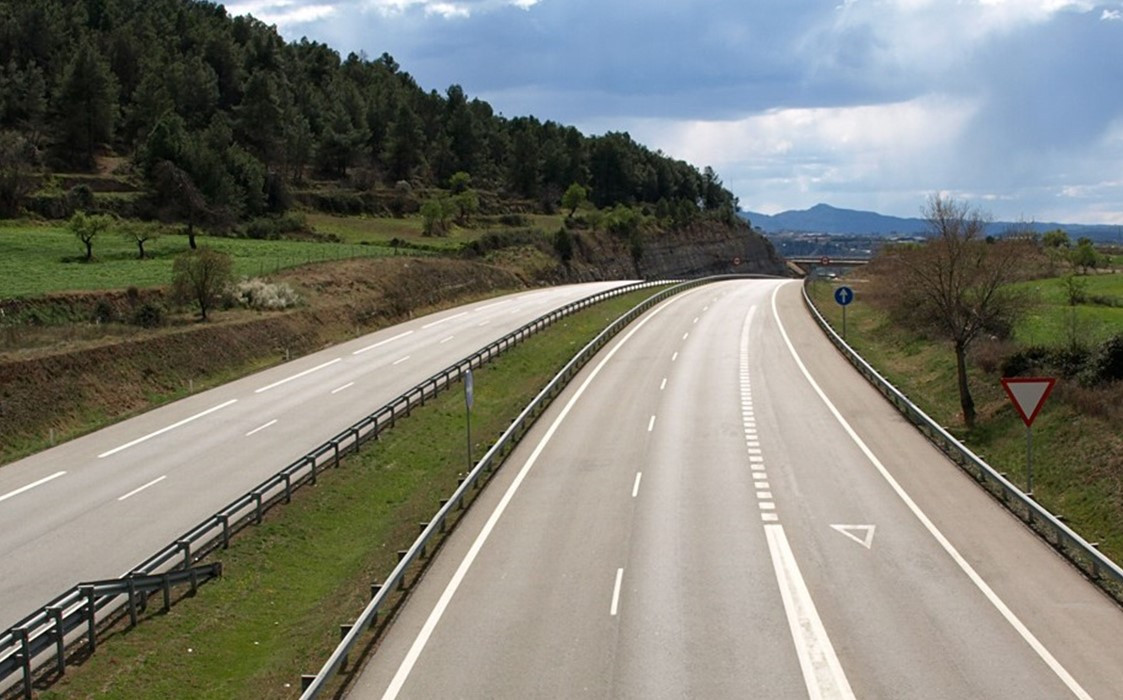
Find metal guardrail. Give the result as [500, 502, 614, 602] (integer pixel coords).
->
[0, 563, 221, 699]
[298, 274, 779, 699]
[0, 279, 668, 698]
[800, 280, 1123, 601]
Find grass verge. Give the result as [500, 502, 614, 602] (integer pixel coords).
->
[807, 278, 1123, 565]
[38, 287, 662, 700]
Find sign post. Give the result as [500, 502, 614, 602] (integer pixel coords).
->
[834, 285, 854, 340]
[1000, 377, 1056, 496]
[465, 369, 474, 471]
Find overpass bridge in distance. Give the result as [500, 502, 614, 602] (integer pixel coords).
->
[785, 256, 869, 277]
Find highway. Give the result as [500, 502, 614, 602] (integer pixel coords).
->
[0, 281, 633, 629]
[349, 279, 1123, 699]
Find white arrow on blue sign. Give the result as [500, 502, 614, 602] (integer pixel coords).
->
[834, 286, 854, 306]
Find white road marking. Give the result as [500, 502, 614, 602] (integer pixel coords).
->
[255, 358, 341, 393]
[378, 292, 691, 700]
[770, 283, 1092, 700]
[648, 415, 656, 432]
[331, 382, 355, 395]
[632, 472, 643, 498]
[671, 351, 678, 362]
[831, 524, 876, 550]
[610, 568, 624, 616]
[474, 300, 512, 312]
[478, 320, 491, 326]
[117, 475, 167, 502]
[245, 419, 278, 436]
[693, 317, 699, 324]
[422, 311, 467, 329]
[660, 377, 667, 391]
[393, 356, 411, 366]
[0, 471, 66, 504]
[352, 330, 414, 355]
[682, 332, 689, 340]
[759, 502, 776, 511]
[757, 491, 773, 500]
[762, 513, 779, 522]
[766, 523, 856, 700]
[98, 399, 238, 458]
[440, 336, 454, 344]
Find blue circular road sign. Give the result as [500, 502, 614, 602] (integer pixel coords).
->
[834, 286, 854, 306]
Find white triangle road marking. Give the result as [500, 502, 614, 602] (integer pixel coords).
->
[830, 524, 876, 549]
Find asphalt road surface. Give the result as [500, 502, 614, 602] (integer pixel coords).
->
[349, 279, 1123, 699]
[0, 281, 634, 629]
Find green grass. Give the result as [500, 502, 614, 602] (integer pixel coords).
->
[1012, 273, 1123, 346]
[39, 287, 663, 700]
[0, 223, 396, 298]
[807, 277, 1123, 565]
[306, 212, 563, 251]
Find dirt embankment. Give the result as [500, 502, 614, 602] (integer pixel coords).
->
[0, 258, 524, 464]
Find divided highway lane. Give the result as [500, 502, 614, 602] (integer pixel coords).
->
[349, 279, 1123, 699]
[0, 281, 633, 628]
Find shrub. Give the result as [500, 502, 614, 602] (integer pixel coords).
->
[131, 302, 165, 328]
[91, 299, 116, 324]
[1080, 333, 1123, 385]
[230, 278, 301, 310]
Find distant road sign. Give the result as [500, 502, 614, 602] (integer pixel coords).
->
[820, 256, 831, 265]
[733, 256, 742, 266]
[1001, 377, 1055, 427]
[465, 369, 474, 409]
[834, 286, 854, 306]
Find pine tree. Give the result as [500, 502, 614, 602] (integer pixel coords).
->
[53, 39, 118, 168]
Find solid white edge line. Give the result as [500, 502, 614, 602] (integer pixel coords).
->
[117, 475, 167, 502]
[770, 283, 1092, 700]
[98, 399, 238, 458]
[0, 471, 66, 504]
[330, 382, 355, 395]
[245, 419, 279, 436]
[378, 291, 691, 700]
[255, 358, 342, 393]
[632, 472, 643, 498]
[610, 567, 624, 616]
[766, 523, 856, 700]
[422, 311, 468, 329]
[352, 330, 414, 356]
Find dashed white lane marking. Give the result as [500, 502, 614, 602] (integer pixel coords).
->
[245, 419, 278, 436]
[682, 332, 689, 340]
[256, 358, 341, 393]
[693, 317, 699, 324]
[117, 475, 167, 502]
[0, 471, 66, 504]
[660, 377, 667, 391]
[440, 336, 454, 344]
[478, 320, 491, 326]
[331, 382, 355, 395]
[632, 472, 643, 498]
[378, 292, 692, 700]
[422, 311, 468, 329]
[98, 399, 238, 458]
[769, 283, 1091, 700]
[766, 523, 856, 699]
[474, 300, 512, 312]
[671, 351, 679, 362]
[393, 356, 411, 366]
[648, 415, 656, 432]
[610, 568, 624, 616]
[353, 330, 413, 355]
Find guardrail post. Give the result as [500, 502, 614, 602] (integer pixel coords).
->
[254, 491, 263, 524]
[15, 626, 31, 699]
[126, 574, 139, 627]
[351, 426, 361, 453]
[333, 441, 340, 468]
[48, 605, 65, 677]
[339, 624, 353, 669]
[217, 513, 230, 549]
[301, 674, 316, 691]
[162, 572, 172, 611]
[283, 472, 292, 504]
[81, 585, 96, 653]
[177, 539, 191, 570]
[419, 523, 428, 557]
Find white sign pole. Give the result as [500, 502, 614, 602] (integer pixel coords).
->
[465, 369, 474, 471]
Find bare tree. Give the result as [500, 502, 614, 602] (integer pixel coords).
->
[870, 194, 1032, 428]
[172, 247, 232, 321]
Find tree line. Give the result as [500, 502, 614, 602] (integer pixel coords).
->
[0, 0, 739, 226]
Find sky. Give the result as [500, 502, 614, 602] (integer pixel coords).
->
[225, 0, 1123, 225]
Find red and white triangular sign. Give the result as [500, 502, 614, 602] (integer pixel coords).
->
[1001, 377, 1056, 427]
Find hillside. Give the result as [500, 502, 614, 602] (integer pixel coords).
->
[743, 203, 1123, 242]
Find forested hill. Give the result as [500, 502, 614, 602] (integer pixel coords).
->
[0, 0, 739, 225]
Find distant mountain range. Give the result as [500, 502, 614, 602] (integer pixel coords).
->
[740, 203, 1123, 242]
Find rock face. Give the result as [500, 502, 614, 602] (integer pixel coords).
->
[559, 220, 788, 281]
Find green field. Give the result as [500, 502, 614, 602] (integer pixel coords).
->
[306, 212, 565, 249]
[1013, 273, 1123, 346]
[0, 222, 396, 298]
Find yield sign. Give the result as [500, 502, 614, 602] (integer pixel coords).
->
[830, 524, 876, 549]
[1001, 377, 1056, 427]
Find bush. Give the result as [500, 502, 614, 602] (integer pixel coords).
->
[1081, 333, 1123, 385]
[131, 301, 165, 328]
[91, 299, 116, 324]
[230, 278, 301, 310]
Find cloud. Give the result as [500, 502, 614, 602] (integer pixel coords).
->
[225, 1, 337, 26]
[1103, 9, 1123, 21]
